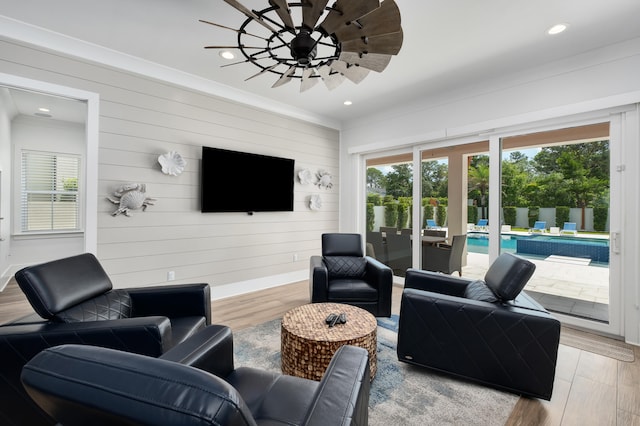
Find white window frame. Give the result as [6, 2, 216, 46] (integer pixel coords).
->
[16, 149, 82, 235]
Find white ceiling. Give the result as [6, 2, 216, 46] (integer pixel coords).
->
[1, 0, 640, 126]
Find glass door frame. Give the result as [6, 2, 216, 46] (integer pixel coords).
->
[358, 107, 633, 337]
[481, 114, 624, 336]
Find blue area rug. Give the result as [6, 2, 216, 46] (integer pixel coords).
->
[234, 316, 517, 425]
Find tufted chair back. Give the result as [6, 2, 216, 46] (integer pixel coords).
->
[322, 233, 367, 279]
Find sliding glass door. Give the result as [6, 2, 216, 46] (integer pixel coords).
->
[360, 117, 622, 335]
[497, 123, 616, 329]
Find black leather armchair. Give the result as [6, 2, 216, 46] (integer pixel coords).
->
[310, 233, 393, 317]
[397, 253, 560, 400]
[21, 337, 371, 426]
[0, 253, 213, 425]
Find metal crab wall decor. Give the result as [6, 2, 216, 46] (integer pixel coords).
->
[107, 183, 156, 217]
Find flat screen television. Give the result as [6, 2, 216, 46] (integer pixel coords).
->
[201, 146, 295, 213]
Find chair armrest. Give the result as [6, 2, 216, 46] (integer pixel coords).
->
[127, 283, 211, 325]
[0, 316, 173, 358]
[303, 345, 370, 426]
[365, 256, 393, 316]
[404, 268, 471, 296]
[310, 256, 329, 302]
[160, 324, 234, 378]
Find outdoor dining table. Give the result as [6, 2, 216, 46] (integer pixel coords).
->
[381, 232, 446, 245]
[420, 235, 446, 245]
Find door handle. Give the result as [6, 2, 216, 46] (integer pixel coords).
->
[611, 232, 621, 254]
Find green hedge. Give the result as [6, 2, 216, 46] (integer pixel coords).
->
[367, 194, 382, 206]
[384, 202, 398, 228]
[366, 203, 374, 231]
[397, 203, 409, 229]
[468, 205, 478, 225]
[555, 206, 570, 227]
[436, 205, 447, 227]
[593, 206, 608, 231]
[503, 206, 516, 226]
[528, 206, 539, 227]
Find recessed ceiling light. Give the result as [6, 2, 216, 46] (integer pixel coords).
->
[219, 50, 235, 60]
[547, 23, 568, 35]
[38, 107, 50, 112]
[343, 100, 353, 106]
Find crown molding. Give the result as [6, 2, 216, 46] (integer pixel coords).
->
[0, 15, 341, 130]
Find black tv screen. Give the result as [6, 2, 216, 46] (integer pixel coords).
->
[201, 146, 295, 213]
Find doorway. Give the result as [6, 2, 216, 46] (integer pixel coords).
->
[0, 73, 98, 286]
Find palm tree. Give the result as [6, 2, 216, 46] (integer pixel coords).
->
[468, 163, 490, 220]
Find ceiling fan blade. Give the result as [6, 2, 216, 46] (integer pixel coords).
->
[318, 0, 379, 36]
[301, 0, 330, 30]
[300, 68, 319, 92]
[339, 51, 391, 72]
[198, 19, 265, 40]
[341, 30, 403, 56]
[204, 45, 265, 49]
[220, 55, 272, 68]
[272, 65, 296, 88]
[268, 0, 295, 30]
[333, 0, 401, 42]
[318, 64, 345, 90]
[223, 0, 276, 32]
[330, 60, 370, 84]
[245, 62, 281, 81]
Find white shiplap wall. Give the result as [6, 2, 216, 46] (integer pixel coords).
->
[0, 37, 339, 296]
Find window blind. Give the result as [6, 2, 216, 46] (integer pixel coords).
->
[21, 150, 80, 232]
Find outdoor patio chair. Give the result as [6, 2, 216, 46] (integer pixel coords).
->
[560, 222, 578, 236]
[380, 226, 398, 236]
[386, 232, 412, 278]
[531, 221, 547, 233]
[422, 234, 466, 276]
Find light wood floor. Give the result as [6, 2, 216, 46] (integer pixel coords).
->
[2, 280, 639, 425]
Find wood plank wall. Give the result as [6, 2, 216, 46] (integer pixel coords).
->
[0, 37, 340, 294]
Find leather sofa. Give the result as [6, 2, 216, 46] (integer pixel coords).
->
[0, 253, 213, 425]
[397, 253, 561, 400]
[310, 233, 393, 317]
[21, 333, 371, 426]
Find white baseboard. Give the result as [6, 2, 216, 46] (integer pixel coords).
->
[211, 269, 308, 301]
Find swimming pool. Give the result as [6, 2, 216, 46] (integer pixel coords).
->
[466, 232, 610, 264]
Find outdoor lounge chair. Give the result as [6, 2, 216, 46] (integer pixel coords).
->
[426, 219, 439, 229]
[531, 221, 547, 233]
[560, 222, 578, 236]
[474, 219, 488, 231]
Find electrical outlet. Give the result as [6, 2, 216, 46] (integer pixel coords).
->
[167, 271, 175, 281]
[293, 253, 298, 262]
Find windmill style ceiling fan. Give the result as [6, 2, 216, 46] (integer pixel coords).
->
[201, 0, 403, 92]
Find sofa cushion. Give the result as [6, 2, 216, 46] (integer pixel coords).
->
[324, 256, 366, 279]
[52, 290, 132, 323]
[484, 253, 535, 301]
[327, 279, 378, 301]
[464, 280, 498, 303]
[226, 367, 318, 426]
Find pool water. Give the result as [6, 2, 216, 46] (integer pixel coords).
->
[467, 232, 610, 265]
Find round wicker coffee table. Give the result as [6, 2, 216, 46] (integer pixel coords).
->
[281, 303, 377, 381]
